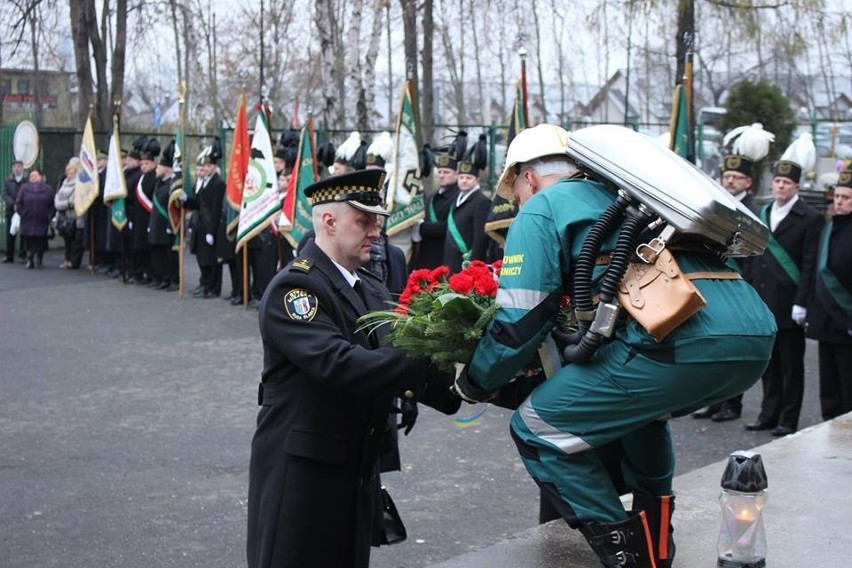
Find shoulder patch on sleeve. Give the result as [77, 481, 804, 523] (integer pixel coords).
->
[291, 257, 313, 273]
[283, 288, 318, 321]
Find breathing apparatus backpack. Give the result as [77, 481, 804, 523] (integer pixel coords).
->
[557, 125, 769, 362]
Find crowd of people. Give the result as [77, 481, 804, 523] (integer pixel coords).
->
[5, 123, 852, 568]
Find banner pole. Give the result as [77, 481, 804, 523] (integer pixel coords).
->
[242, 246, 249, 307]
[179, 208, 185, 297]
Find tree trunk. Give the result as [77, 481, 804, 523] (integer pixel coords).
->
[400, 0, 419, 99]
[110, 0, 128, 120]
[438, 0, 463, 124]
[531, 0, 546, 122]
[470, 0, 484, 124]
[314, 0, 342, 128]
[69, 0, 94, 126]
[363, 1, 384, 130]
[91, 0, 109, 129]
[347, 0, 364, 128]
[421, 0, 434, 143]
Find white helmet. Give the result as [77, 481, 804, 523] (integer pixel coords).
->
[496, 123, 571, 200]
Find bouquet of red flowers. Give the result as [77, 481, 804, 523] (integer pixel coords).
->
[358, 260, 502, 372]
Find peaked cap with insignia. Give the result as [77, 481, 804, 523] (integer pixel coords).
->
[304, 169, 389, 216]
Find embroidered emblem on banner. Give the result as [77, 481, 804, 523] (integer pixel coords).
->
[284, 289, 318, 321]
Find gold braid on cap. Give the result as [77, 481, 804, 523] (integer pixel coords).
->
[309, 185, 382, 206]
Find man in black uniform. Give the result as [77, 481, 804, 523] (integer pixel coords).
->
[246, 169, 459, 568]
[184, 138, 225, 298]
[147, 140, 179, 291]
[442, 156, 491, 273]
[121, 139, 144, 283]
[409, 152, 459, 270]
[131, 138, 159, 286]
[3, 159, 26, 263]
[806, 167, 852, 421]
[746, 140, 823, 436]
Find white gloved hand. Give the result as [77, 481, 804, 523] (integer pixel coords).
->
[205, 233, 214, 246]
[128, 221, 133, 230]
[179, 192, 188, 203]
[791, 305, 807, 326]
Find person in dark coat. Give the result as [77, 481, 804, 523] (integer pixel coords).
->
[693, 150, 765, 422]
[184, 138, 226, 298]
[3, 159, 27, 263]
[746, 151, 823, 436]
[147, 140, 179, 291]
[15, 168, 55, 269]
[246, 169, 459, 568]
[806, 168, 852, 421]
[442, 159, 491, 273]
[216, 189, 241, 302]
[410, 153, 460, 271]
[131, 138, 160, 285]
[119, 142, 143, 282]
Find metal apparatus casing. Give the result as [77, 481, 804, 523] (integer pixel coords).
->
[566, 125, 769, 257]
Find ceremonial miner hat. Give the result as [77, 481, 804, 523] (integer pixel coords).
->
[838, 166, 852, 190]
[366, 132, 393, 168]
[721, 123, 775, 179]
[140, 138, 161, 162]
[334, 131, 362, 167]
[129, 136, 147, 160]
[304, 169, 389, 216]
[159, 140, 176, 167]
[457, 133, 488, 178]
[197, 137, 223, 165]
[772, 132, 816, 184]
[434, 152, 458, 171]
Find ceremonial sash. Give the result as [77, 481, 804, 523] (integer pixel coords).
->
[447, 203, 471, 260]
[816, 221, 852, 327]
[760, 205, 800, 283]
[427, 196, 438, 223]
[136, 176, 152, 213]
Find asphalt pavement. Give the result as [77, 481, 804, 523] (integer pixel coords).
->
[0, 246, 824, 568]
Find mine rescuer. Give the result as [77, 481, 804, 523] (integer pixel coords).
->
[452, 124, 777, 568]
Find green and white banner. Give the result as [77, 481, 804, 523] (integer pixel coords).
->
[386, 80, 424, 239]
[236, 113, 282, 251]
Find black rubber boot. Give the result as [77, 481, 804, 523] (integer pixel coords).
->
[632, 493, 675, 568]
[581, 511, 658, 568]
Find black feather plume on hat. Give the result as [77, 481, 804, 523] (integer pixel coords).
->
[209, 136, 223, 163]
[466, 133, 488, 171]
[316, 141, 336, 168]
[141, 138, 161, 161]
[419, 144, 435, 178]
[449, 130, 468, 162]
[350, 140, 368, 171]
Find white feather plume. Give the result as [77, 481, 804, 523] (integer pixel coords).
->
[367, 131, 394, 161]
[335, 131, 362, 162]
[780, 132, 816, 172]
[723, 123, 775, 162]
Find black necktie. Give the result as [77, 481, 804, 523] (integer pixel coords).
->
[353, 280, 368, 309]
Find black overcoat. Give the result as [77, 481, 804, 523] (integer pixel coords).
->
[442, 188, 491, 273]
[147, 176, 175, 247]
[185, 172, 226, 267]
[246, 240, 458, 568]
[806, 213, 852, 343]
[750, 198, 823, 330]
[410, 183, 459, 270]
[131, 171, 156, 250]
[15, 182, 54, 237]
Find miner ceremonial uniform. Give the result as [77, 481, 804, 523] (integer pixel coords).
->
[442, 160, 490, 272]
[246, 170, 459, 568]
[410, 153, 459, 270]
[463, 178, 776, 529]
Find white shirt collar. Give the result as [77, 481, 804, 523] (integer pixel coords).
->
[330, 258, 360, 287]
[770, 194, 799, 231]
[456, 185, 480, 207]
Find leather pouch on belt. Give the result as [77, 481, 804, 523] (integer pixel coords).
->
[617, 249, 706, 342]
